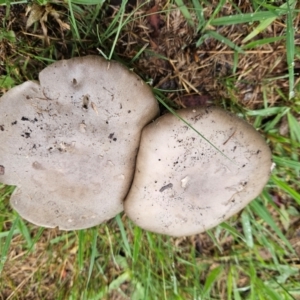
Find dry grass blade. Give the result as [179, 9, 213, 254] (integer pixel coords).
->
[0, 0, 300, 299]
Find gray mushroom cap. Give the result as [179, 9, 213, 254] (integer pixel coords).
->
[124, 107, 273, 237]
[0, 55, 159, 230]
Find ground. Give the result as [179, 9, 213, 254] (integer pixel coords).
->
[0, 1, 300, 299]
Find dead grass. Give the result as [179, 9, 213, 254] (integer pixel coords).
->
[1, 0, 300, 299]
[1, 1, 298, 106]
[114, 1, 298, 108]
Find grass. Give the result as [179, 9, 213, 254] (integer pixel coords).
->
[1, 0, 300, 299]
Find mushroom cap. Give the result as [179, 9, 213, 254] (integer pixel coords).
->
[124, 107, 272, 237]
[0, 55, 159, 230]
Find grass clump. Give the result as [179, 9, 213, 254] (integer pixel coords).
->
[1, 0, 300, 299]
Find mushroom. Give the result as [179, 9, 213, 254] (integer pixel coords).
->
[124, 107, 272, 237]
[0, 56, 159, 230]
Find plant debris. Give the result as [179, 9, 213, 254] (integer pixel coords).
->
[147, 4, 161, 37]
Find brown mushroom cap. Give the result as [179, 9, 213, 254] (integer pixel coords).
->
[0, 56, 159, 230]
[124, 107, 272, 237]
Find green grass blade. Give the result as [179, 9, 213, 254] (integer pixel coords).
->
[206, 230, 223, 253]
[227, 267, 233, 300]
[130, 43, 149, 63]
[0, 215, 19, 274]
[241, 210, 254, 248]
[86, 228, 98, 287]
[219, 223, 245, 242]
[272, 175, 300, 205]
[286, 1, 295, 99]
[156, 94, 235, 163]
[272, 156, 300, 171]
[246, 106, 289, 117]
[132, 226, 143, 264]
[70, 0, 104, 4]
[287, 112, 300, 142]
[242, 17, 276, 44]
[174, 0, 194, 26]
[0, 229, 19, 239]
[203, 30, 245, 54]
[192, 0, 205, 31]
[250, 198, 293, 252]
[242, 1, 296, 44]
[67, 0, 81, 43]
[204, 0, 226, 29]
[115, 215, 132, 258]
[202, 265, 223, 297]
[108, 271, 131, 291]
[108, 0, 127, 60]
[27, 227, 44, 254]
[78, 230, 85, 271]
[16, 217, 32, 248]
[243, 36, 285, 49]
[211, 11, 279, 26]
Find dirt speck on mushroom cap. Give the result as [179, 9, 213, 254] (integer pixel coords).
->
[124, 107, 273, 237]
[0, 56, 159, 230]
